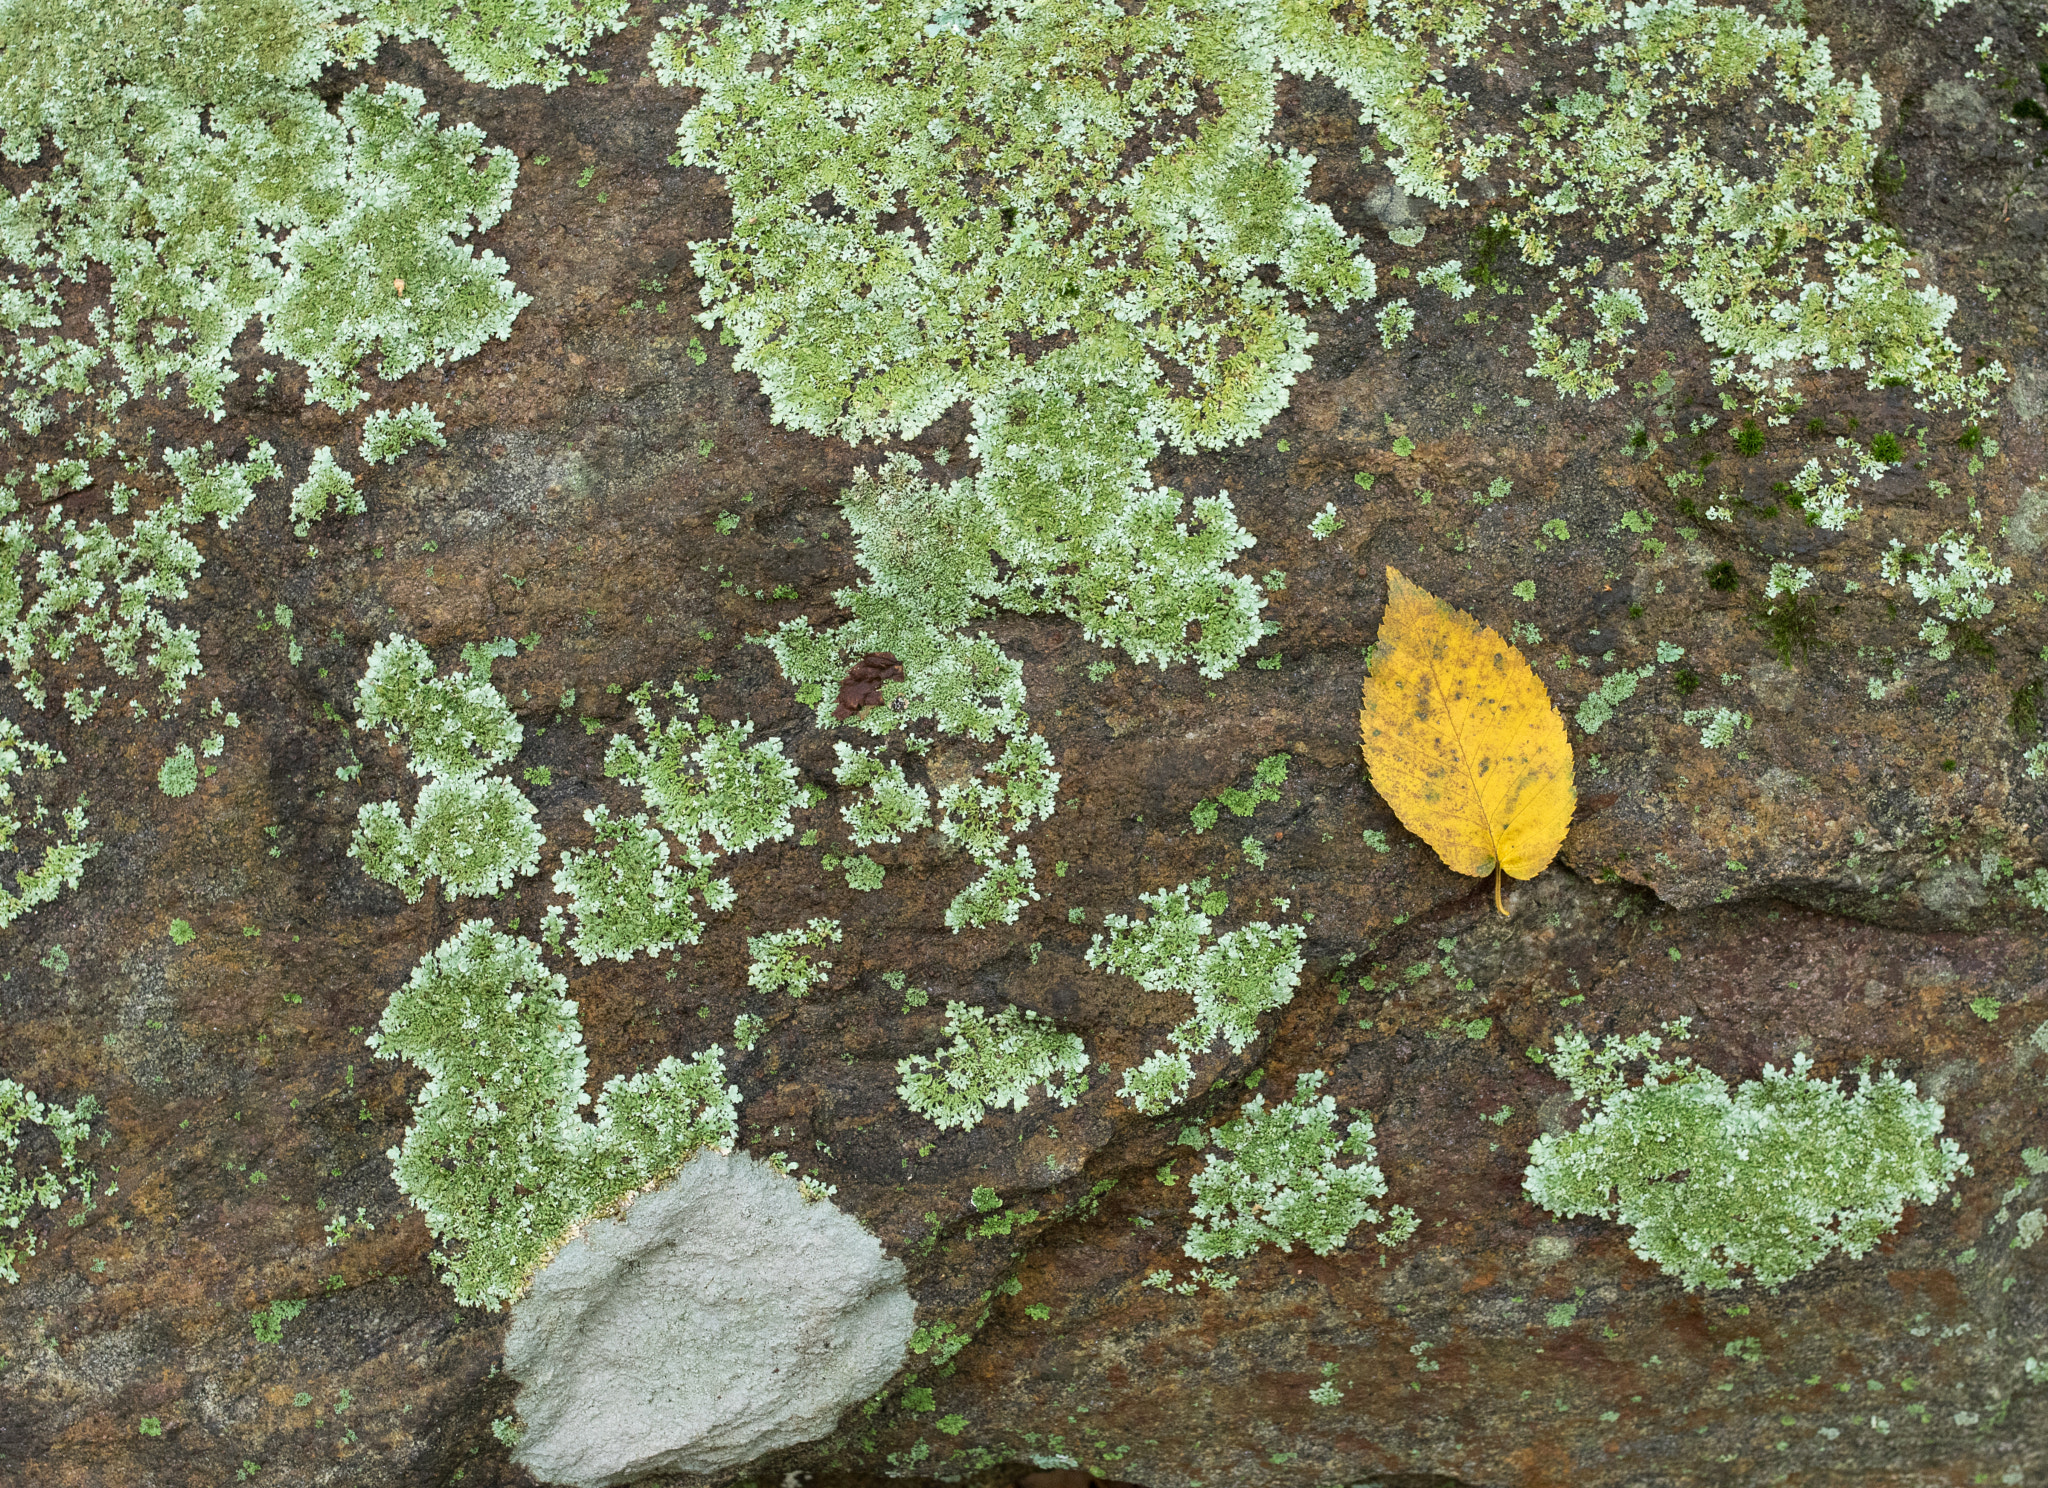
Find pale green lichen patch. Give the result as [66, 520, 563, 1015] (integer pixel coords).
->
[352, 774, 544, 902]
[0, 0, 575, 427]
[751, 455, 1065, 930]
[747, 918, 842, 997]
[656, 0, 1376, 679]
[896, 1002, 1089, 1131]
[1, 442, 278, 712]
[368, 921, 740, 1309]
[288, 447, 365, 538]
[1334, 1, 2009, 426]
[0, 719, 96, 930]
[834, 744, 932, 847]
[359, 402, 448, 465]
[1181, 1070, 1415, 1261]
[0, 0, 627, 932]
[0, 1074, 101, 1283]
[156, 744, 199, 799]
[551, 806, 734, 964]
[602, 688, 802, 855]
[347, 634, 541, 903]
[1524, 1019, 1971, 1291]
[1088, 880, 1305, 1114]
[354, 634, 523, 780]
[551, 688, 804, 958]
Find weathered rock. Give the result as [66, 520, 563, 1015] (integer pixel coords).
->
[4, 4, 2047, 1488]
[504, 1152, 914, 1487]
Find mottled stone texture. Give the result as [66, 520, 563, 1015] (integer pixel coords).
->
[505, 1152, 914, 1486]
[2, 3, 2047, 1488]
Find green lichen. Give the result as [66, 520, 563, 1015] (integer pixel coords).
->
[749, 458, 1061, 929]
[747, 918, 841, 997]
[551, 806, 732, 963]
[288, 448, 365, 537]
[834, 743, 932, 846]
[656, 0, 1383, 680]
[347, 634, 541, 902]
[353, 634, 522, 781]
[359, 402, 448, 465]
[0, 720, 96, 929]
[0, 1075, 101, 1283]
[0, 0, 625, 430]
[368, 920, 739, 1309]
[1182, 1070, 1415, 1262]
[1524, 1019, 1971, 1291]
[0, 0, 630, 930]
[896, 1001, 1089, 1131]
[1575, 664, 1654, 735]
[156, 744, 199, 798]
[350, 775, 544, 903]
[602, 690, 802, 855]
[1088, 879, 1305, 1114]
[1, 442, 276, 713]
[1879, 530, 2012, 660]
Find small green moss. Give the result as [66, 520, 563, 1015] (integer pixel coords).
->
[1706, 561, 1739, 593]
[249, 1298, 307, 1344]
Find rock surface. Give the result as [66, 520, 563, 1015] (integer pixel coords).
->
[1, 2, 2046, 1488]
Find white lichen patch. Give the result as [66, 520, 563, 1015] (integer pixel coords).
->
[503, 1149, 914, 1488]
[1524, 1019, 1971, 1291]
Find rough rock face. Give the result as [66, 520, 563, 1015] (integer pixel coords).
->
[504, 1152, 915, 1487]
[2, 2, 2047, 1487]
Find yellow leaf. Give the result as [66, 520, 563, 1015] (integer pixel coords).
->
[1358, 567, 1575, 916]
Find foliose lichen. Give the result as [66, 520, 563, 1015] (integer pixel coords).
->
[896, 1001, 1089, 1131]
[1087, 879, 1305, 1114]
[1180, 1069, 1416, 1261]
[0, 1074, 101, 1283]
[0, 719, 95, 929]
[368, 920, 740, 1309]
[347, 634, 543, 903]
[1523, 1018, 1972, 1291]
[747, 918, 842, 997]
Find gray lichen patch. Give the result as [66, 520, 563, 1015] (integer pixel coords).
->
[503, 1149, 915, 1488]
